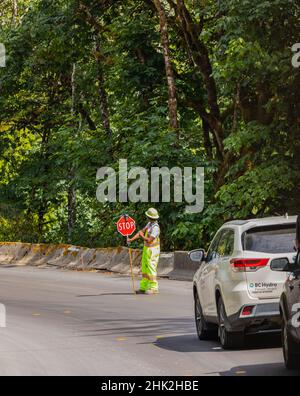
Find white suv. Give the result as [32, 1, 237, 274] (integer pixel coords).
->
[190, 216, 298, 349]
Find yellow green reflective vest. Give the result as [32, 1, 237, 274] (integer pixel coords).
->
[144, 222, 160, 248]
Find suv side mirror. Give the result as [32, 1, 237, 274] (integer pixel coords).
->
[271, 258, 293, 272]
[189, 249, 205, 263]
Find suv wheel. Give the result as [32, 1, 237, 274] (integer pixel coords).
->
[194, 292, 217, 340]
[217, 298, 244, 350]
[282, 318, 300, 370]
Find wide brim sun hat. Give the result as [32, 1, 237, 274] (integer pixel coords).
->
[145, 208, 159, 220]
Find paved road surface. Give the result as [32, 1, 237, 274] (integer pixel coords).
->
[0, 265, 299, 376]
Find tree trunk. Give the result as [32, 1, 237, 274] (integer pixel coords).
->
[153, 0, 179, 132]
[77, 4, 112, 138]
[202, 118, 213, 160]
[95, 43, 112, 139]
[78, 103, 96, 131]
[12, 0, 18, 24]
[38, 207, 45, 242]
[67, 63, 77, 243]
[232, 82, 241, 132]
[67, 168, 76, 243]
[37, 128, 50, 243]
[170, 0, 225, 159]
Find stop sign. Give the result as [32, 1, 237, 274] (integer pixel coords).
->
[117, 215, 136, 237]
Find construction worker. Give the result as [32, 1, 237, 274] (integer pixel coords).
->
[128, 208, 160, 295]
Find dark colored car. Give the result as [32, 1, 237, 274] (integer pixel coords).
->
[271, 255, 300, 369]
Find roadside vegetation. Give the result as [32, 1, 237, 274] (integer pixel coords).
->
[0, 0, 299, 250]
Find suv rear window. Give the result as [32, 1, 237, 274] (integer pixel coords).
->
[242, 224, 296, 254]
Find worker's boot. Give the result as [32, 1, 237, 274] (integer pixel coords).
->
[135, 290, 146, 295]
[145, 289, 159, 295]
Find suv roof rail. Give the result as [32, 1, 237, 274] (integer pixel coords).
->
[225, 220, 250, 226]
[225, 216, 298, 227]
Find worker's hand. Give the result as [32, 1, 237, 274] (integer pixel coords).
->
[127, 237, 131, 244]
[139, 231, 145, 239]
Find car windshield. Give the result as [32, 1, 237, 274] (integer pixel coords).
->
[243, 224, 296, 254]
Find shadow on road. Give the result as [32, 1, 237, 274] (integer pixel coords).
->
[246, 333, 281, 349]
[154, 333, 281, 353]
[0, 264, 18, 269]
[80, 317, 195, 338]
[219, 363, 300, 376]
[77, 293, 134, 297]
[80, 315, 283, 352]
[154, 334, 220, 352]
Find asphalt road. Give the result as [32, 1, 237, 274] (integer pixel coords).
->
[0, 265, 299, 376]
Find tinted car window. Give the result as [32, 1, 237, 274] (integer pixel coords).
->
[206, 231, 222, 262]
[217, 230, 235, 258]
[224, 230, 235, 256]
[217, 231, 229, 257]
[243, 225, 296, 254]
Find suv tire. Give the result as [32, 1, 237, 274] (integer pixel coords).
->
[217, 298, 244, 350]
[194, 292, 217, 340]
[282, 317, 300, 370]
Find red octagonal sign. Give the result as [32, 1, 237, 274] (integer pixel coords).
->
[117, 215, 136, 237]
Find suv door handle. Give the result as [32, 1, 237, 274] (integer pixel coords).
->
[202, 267, 209, 275]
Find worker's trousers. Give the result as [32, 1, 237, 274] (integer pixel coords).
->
[140, 245, 160, 292]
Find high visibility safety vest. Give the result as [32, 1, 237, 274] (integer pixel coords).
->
[144, 222, 160, 248]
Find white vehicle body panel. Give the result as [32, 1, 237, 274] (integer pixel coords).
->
[194, 216, 297, 322]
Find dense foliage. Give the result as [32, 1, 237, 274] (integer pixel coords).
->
[0, 0, 299, 251]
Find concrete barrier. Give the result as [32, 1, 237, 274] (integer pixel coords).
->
[0, 243, 176, 278]
[169, 251, 199, 281]
[157, 252, 175, 277]
[0, 243, 31, 265]
[48, 245, 83, 268]
[0, 243, 182, 279]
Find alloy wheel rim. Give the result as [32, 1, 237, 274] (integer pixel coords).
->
[219, 304, 226, 344]
[196, 298, 203, 334]
[283, 324, 289, 363]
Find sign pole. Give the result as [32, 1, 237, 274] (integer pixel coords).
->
[127, 241, 136, 294]
[124, 214, 136, 294]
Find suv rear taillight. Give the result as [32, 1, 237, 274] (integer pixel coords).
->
[230, 258, 269, 272]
